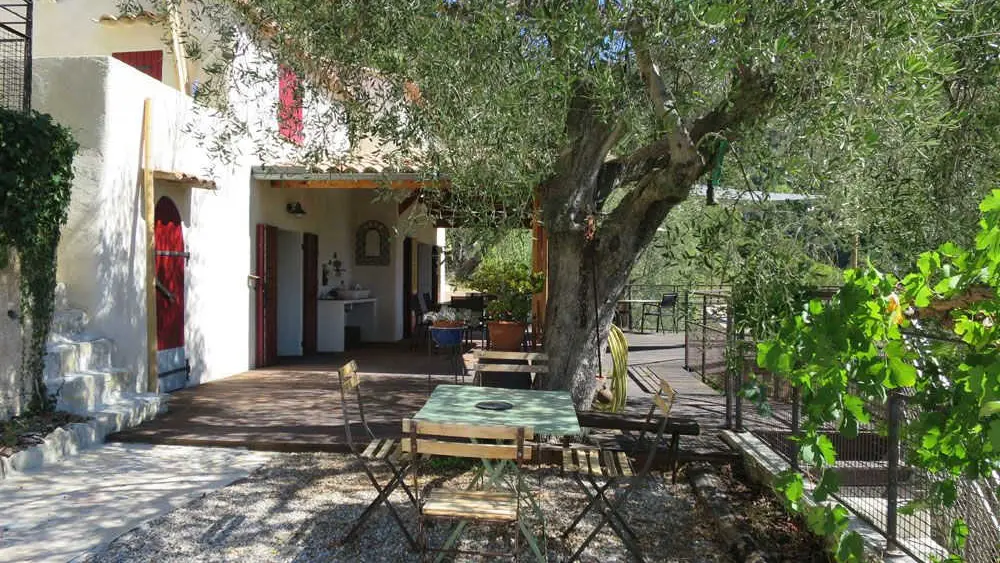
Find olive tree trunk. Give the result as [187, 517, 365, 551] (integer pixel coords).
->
[537, 65, 776, 408]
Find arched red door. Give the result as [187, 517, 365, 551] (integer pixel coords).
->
[155, 197, 184, 351]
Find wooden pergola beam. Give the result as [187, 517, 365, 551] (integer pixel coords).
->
[272, 179, 446, 190]
[530, 185, 548, 342]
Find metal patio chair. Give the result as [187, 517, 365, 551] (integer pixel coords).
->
[640, 292, 679, 333]
[402, 419, 533, 561]
[561, 380, 677, 562]
[335, 360, 417, 549]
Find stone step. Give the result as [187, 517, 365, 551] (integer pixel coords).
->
[0, 392, 167, 477]
[50, 309, 89, 337]
[53, 282, 69, 310]
[49, 369, 132, 416]
[44, 338, 114, 380]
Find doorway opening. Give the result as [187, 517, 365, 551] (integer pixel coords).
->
[155, 196, 187, 392]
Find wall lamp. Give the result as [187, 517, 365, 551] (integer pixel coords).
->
[286, 201, 307, 218]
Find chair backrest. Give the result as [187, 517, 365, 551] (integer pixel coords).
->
[635, 379, 678, 475]
[337, 360, 375, 452]
[660, 293, 679, 307]
[474, 351, 549, 372]
[473, 351, 548, 388]
[401, 419, 534, 461]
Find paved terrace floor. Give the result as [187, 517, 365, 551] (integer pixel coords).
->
[111, 333, 773, 455]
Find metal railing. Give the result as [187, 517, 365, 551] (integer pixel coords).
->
[0, 1, 32, 112]
[683, 290, 1000, 563]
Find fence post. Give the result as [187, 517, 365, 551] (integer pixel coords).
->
[724, 299, 735, 429]
[735, 339, 745, 432]
[791, 386, 801, 470]
[886, 392, 902, 555]
[683, 290, 690, 370]
[700, 296, 708, 383]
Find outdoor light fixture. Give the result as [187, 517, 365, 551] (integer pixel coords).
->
[286, 201, 307, 218]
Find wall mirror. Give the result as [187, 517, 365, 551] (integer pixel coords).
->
[355, 220, 390, 266]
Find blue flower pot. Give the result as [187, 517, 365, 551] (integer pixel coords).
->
[430, 326, 465, 347]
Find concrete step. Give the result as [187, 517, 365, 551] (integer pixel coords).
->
[50, 309, 89, 337]
[0, 392, 167, 478]
[48, 369, 132, 416]
[43, 338, 114, 380]
[53, 282, 69, 310]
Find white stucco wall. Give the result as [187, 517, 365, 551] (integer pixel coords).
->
[0, 259, 24, 421]
[33, 56, 253, 391]
[33, 0, 185, 91]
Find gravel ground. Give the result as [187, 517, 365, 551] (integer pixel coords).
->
[86, 452, 731, 563]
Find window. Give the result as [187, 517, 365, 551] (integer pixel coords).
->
[112, 50, 164, 81]
[278, 65, 304, 144]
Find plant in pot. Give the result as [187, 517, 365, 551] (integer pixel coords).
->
[469, 262, 545, 351]
[424, 306, 467, 349]
[423, 306, 467, 328]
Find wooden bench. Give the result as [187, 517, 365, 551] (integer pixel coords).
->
[575, 411, 700, 483]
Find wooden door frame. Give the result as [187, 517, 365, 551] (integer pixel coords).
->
[302, 232, 318, 355]
[255, 224, 279, 367]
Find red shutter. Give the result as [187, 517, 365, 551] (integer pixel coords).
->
[278, 65, 304, 144]
[112, 50, 164, 82]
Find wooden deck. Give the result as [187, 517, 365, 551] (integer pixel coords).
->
[111, 332, 770, 458]
[110, 345, 455, 451]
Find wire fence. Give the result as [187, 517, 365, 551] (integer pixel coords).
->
[0, 1, 31, 112]
[684, 289, 1000, 563]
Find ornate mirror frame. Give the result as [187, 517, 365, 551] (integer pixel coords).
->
[355, 220, 391, 266]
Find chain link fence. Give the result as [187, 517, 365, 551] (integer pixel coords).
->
[0, 1, 31, 112]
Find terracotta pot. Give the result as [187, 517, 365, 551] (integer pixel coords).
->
[488, 320, 526, 351]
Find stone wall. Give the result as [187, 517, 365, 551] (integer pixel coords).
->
[0, 257, 24, 421]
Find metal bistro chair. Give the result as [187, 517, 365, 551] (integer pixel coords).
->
[561, 380, 678, 562]
[640, 292, 679, 333]
[401, 419, 533, 561]
[336, 361, 417, 550]
[473, 350, 548, 390]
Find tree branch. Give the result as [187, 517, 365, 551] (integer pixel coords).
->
[688, 63, 777, 151]
[629, 19, 682, 129]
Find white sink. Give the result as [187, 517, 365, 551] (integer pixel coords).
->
[338, 289, 370, 300]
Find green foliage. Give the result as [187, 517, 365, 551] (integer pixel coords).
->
[761, 191, 1000, 562]
[467, 261, 544, 323]
[0, 109, 78, 413]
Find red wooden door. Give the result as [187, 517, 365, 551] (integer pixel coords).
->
[302, 233, 318, 355]
[155, 197, 184, 351]
[255, 224, 279, 367]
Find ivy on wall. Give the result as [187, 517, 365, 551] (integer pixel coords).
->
[0, 109, 78, 413]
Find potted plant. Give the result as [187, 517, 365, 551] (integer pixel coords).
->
[469, 262, 545, 351]
[424, 306, 467, 328]
[424, 306, 468, 348]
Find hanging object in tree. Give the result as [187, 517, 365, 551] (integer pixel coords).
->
[706, 139, 729, 206]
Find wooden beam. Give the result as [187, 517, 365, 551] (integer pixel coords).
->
[397, 189, 422, 215]
[153, 169, 217, 190]
[530, 185, 548, 342]
[167, 4, 189, 92]
[273, 179, 431, 190]
[142, 99, 159, 394]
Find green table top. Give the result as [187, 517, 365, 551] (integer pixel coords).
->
[414, 385, 582, 437]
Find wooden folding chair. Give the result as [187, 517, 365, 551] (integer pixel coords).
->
[336, 361, 417, 549]
[401, 419, 533, 561]
[473, 350, 548, 389]
[561, 380, 677, 562]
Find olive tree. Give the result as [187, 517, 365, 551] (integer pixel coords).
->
[125, 0, 985, 406]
